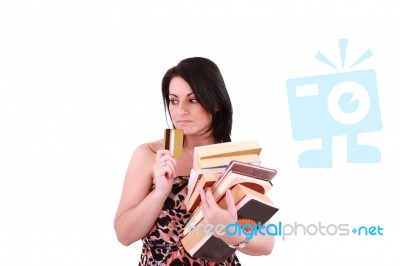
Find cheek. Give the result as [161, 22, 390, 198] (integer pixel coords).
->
[168, 106, 177, 117]
[200, 110, 212, 125]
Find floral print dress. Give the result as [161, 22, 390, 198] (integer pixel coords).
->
[139, 176, 241, 266]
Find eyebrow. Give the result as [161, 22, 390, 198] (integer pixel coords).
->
[169, 93, 194, 97]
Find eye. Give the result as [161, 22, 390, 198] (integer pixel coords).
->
[169, 99, 178, 105]
[189, 98, 198, 103]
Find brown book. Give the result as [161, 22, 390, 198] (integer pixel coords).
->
[218, 160, 277, 183]
[186, 168, 224, 204]
[181, 184, 279, 262]
[193, 140, 262, 170]
[184, 162, 276, 233]
[185, 172, 222, 212]
[212, 160, 277, 201]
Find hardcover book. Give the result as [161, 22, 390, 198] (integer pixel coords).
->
[186, 168, 224, 205]
[184, 161, 277, 234]
[193, 140, 262, 170]
[185, 171, 222, 212]
[182, 184, 279, 262]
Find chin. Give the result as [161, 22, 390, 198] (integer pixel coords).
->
[180, 128, 194, 135]
[174, 125, 210, 137]
[177, 128, 197, 136]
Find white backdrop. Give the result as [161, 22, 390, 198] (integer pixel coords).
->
[1, 0, 399, 265]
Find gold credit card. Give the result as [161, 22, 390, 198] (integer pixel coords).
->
[164, 129, 184, 158]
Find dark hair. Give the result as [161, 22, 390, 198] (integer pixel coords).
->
[161, 57, 233, 143]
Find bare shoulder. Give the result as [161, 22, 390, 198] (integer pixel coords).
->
[129, 139, 163, 172]
[134, 139, 162, 155]
[146, 139, 164, 153]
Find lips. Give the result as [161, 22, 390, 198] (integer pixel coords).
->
[176, 120, 193, 126]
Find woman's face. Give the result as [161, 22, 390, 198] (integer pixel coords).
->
[168, 76, 212, 137]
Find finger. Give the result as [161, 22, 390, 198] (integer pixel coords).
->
[155, 158, 173, 177]
[165, 156, 177, 170]
[161, 158, 176, 178]
[198, 188, 209, 222]
[156, 150, 172, 160]
[225, 189, 237, 215]
[199, 188, 209, 208]
[159, 160, 175, 179]
[159, 153, 177, 168]
[205, 188, 218, 209]
[157, 150, 177, 169]
[163, 166, 174, 179]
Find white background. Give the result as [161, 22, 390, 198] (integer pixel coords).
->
[1, 0, 399, 265]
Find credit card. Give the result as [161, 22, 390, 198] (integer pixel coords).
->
[164, 129, 184, 158]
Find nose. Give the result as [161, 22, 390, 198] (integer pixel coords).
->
[177, 101, 189, 115]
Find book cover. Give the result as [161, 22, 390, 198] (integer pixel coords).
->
[211, 160, 277, 200]
[219, 160, 277, 182]
[194, 153, 261, 171]
[186, 168, 223, 205]
[194, 140, 262, 160]
[184, 164, 276, 234]
[182, 184, 279, 262]
[185, 172, 221, 212]
[193, 140, 262, 170]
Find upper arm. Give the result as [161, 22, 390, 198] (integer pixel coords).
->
[114, 143, 155, 222]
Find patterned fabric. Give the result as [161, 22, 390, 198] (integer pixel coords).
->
[139, 176, 241, 266]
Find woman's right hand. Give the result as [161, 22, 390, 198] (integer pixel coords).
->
[152, 150, 177, 196]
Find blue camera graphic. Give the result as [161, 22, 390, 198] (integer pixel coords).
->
[286, 40, 382, 168]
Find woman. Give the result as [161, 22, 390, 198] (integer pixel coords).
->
[114, 57, 275, 265]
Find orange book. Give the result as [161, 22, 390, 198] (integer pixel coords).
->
[182, 184, 279, 262]
[185, 172, 221, 213]
[186, 168, 223, 204]
[184, 161, 277, 235]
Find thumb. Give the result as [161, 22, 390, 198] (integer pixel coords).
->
[225, 189, 237, 215]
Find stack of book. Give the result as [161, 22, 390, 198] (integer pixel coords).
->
[182, 141, 278, 262]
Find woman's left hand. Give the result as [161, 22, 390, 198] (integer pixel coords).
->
[199, 188, 238, 242]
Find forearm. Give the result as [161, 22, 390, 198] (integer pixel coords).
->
[219, 230, 275, 256]
[114, 189, 168, 246]
[239, 233, 275, 256]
